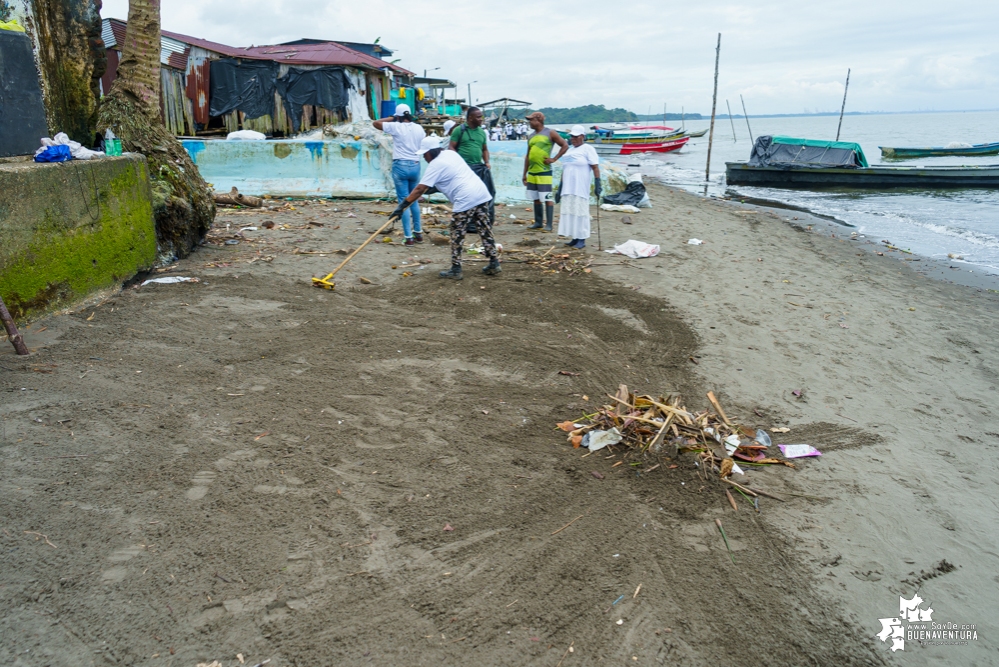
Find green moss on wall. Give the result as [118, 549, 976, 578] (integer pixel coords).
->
[0, 155, 157, 320]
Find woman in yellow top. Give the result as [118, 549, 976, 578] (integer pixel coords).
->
[522, 112, 568, 231]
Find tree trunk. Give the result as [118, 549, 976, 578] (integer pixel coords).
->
[96, 0, 214, 259]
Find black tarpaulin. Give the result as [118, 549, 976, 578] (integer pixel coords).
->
[275, 67, 353, 132]
[0, 31, 49, 157]
[209, 59, 277, 119]
[602, 181, 647, 206]
[747, 135, 867, 169]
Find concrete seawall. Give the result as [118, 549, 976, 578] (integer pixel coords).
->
[0, 154, 157, 320]
[181, 139, 617, 203]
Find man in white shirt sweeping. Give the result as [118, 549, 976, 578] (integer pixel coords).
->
[391, 136, 500, 280]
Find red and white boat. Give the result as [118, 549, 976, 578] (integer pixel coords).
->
[592, 135, 689, 156]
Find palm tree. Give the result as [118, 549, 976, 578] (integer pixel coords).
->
[97, 0, 214, 258]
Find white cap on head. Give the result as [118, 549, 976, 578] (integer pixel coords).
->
[394, 103, 411, 116]
[442, 119, 456, 135]
[569, 124, 587, 136]
[415, 136, 442, 156]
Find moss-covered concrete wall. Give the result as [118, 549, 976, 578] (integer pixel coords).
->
[0, 154, 157, 321]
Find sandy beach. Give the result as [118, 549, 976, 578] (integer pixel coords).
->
[2, 182, 996, 666]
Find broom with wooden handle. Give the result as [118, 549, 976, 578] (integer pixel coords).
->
[311, 214, 398, 290]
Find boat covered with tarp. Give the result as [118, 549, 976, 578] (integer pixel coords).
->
[880, 141, 999, 159]
[726, 135, 999, 189]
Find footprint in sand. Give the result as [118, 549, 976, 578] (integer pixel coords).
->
[187, 471, 216, 500]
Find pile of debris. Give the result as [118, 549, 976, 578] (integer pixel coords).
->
[521, 246, 593, 275]
[557, 385, 817, 508]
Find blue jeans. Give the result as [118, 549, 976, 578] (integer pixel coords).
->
[391, 160, 422, 238]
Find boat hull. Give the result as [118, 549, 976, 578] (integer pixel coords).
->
[880, 142, 999, 159]
[725, 162, 999, 188]
[593, 137, 689, 156]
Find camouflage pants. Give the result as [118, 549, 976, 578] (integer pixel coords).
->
[451, 202, 498, 265]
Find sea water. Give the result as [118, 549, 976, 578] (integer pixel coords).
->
[601, 110, 999, 276]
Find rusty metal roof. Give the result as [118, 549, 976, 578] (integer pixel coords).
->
[103, 18, 414, 76]
[103, 19, 190, 71]
[240, 42, 412, 74]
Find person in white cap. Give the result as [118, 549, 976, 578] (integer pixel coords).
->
[442, 119, 456, 141]
[391, 136, 499, 280]
[374, 103, 427, 246]
[555, 125, 601, 248]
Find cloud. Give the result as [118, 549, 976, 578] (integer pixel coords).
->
[101, 0, 999, 114]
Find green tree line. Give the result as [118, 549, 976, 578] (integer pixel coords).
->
[504, 105, 701, 123]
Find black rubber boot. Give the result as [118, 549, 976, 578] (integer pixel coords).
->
[544, 203, 554, 231]
[482, 259, 501, 276]
[439, 264, 463, 280]
[529, 201, 544, 229]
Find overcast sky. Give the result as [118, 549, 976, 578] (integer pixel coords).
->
[102, 0, 999, 115]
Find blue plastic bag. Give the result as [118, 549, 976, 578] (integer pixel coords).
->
[35, 144, 71, 162]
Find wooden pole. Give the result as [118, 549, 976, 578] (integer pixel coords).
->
[726, 99, 737, 142]
[836, 68, 851, 141]
[0, 295, 29, 355]
[681, 106, 685, 131]
[740, 94, 754, 144]
[663, 102, 666, 128]
[595, 201, 602, 251]
[705, 33, 721, 185]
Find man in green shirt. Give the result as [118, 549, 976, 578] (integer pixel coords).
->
[450, 106, 495, 228]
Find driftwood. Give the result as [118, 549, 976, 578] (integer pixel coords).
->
[214, 187, 263, 208]
[0, 295, 29, 355]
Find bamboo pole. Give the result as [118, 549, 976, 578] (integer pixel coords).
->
[704, 33, 721, 186]
[740, 94, 754, 144]
[595, 202, 602, 251]
[0, 296, 29, 355]
[726, 99, 737, 142]
[836, 68, 851, 142]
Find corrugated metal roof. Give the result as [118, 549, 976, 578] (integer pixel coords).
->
[241, 42, 412, 75]
[103, 18, 414, 76]
[160, 28, 257, 59]
[160, 35, 188, 68]
[103, 19, 190, 70]
[102, 18, 126, 49]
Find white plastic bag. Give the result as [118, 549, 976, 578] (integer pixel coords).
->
[35, 132, 105, 160]
[582, 428, 623, 453]
[605, 240, 660, 259]
[227, 130, 267, 141]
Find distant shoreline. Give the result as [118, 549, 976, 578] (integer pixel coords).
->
[635, 109, 999, 121]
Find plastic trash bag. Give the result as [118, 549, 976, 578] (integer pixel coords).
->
[602, 179, 648, 207]
[34, 144, 72, 162]
[582, 428, 623, 452]
[227, 130, 267, 141]
[605, 240, 660, 259]
[600, 204, 640, 213]
[34, 132, 105, 161]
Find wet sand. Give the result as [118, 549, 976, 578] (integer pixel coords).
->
[2, 183, 996, 665]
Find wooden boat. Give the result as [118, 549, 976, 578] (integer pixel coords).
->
[684, 129, 708, 138]
[880, 141, 999, 159]
[587, 125, 684, 143]
[727, 162, 999, 188]
[592, 136, 689, 156]
[727, 136, 999, 188]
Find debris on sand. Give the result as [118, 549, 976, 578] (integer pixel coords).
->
[556, 385, 808, 510]
[522, 246, 593, 275]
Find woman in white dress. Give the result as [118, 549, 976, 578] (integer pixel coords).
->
[556, 125, 601, 248]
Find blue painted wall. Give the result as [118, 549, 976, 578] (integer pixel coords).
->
[181, 139, 615, 203]
[182, 139, 392, 199]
